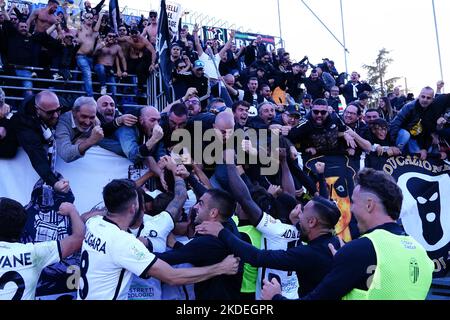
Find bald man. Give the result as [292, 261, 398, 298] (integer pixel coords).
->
[214, 111, 235, 144]
[115, 106, 164, 164]
[208, 111, 236, 191]
[95, 95, 138, 156]
[12, 90, 70, 193]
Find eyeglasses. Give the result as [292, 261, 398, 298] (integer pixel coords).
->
[186, 100, 200, 105]
[36, 105, 62, 116]
[312, 110, 328, 116]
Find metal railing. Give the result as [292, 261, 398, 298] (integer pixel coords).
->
[0, 65, 147, 109]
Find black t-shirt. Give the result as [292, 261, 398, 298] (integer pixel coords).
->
[287, 116, 347, 155]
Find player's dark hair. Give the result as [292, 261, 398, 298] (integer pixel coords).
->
[152, 192, 174, 216]
[205, 189, 236, 220]
[0, 197, 27, 242]
[311, 196, 341, 228]
[356, 168, 403, 220]
[103, 179, 138, 214]
[169, 103, 188, 117]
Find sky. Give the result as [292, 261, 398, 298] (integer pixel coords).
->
[112, 0, 449, 95]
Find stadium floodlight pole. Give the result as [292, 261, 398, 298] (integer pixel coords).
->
[432, 0, 444, 81]
[340, 0, 348, 75]
[300, 0, 349, 54]
[276, 0, 284, 47]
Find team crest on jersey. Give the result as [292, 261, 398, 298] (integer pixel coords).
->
[131, 245, 147, 260]
[409, 258, 419, 284]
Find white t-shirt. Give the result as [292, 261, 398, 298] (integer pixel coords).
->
[77, 216, 157, 300]
[0, 241, 61, 300]
[128, 211, 174, 300]
[255, 212, 300, 300]
[199, 52, 221, 80]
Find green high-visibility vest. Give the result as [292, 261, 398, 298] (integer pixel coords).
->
[343, 229, 434, 300]
[232, 216, 261, 293]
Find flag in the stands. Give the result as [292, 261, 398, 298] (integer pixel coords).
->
[157, 0, 172, 98]
[109, 0, 120, 34]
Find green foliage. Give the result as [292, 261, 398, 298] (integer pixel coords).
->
[362, 48, 400, 97]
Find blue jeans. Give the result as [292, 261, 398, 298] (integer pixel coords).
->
[76, 55, 93, 97]
[115, 126, 142, 164]
[15, 69, 33, 97]
[97, 137, 124, 156]
[396, 129, 421, 153]
[94, 64, 116, 96]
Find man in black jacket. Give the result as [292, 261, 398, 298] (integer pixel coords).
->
[196, 195, 342, 298]
[11, 90, 70, 193]
[390, 86, 450, 160]
[156, 188, 243, 300]
[341, 71, 373, 104]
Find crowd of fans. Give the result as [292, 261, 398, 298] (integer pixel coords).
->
[0, 0, 449, 301]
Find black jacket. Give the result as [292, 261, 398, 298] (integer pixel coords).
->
[390, 94, 449, 148]
[156, 219, 243, 300]
[11, 97, 59, 186]
[0, 116, 18, 158]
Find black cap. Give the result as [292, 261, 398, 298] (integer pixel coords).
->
[286, 104, 301, 117]
[302, 93, 313, 100]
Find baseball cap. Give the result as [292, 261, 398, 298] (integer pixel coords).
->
[286, 104, 301, 117]
[193, 60, 205, 69]
[302, 93, 313, 100]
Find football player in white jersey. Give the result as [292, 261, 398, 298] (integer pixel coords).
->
[0, 198, 85, 300]
[128, 157, 188, 300]
[78, 179, 240, 300]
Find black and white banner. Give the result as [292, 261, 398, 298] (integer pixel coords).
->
[382, 155, 450, 277]
[304, 155, 359, 242]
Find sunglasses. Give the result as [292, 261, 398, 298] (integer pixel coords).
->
[37, 105, 63, 116]
[312, 110, 328, 116]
